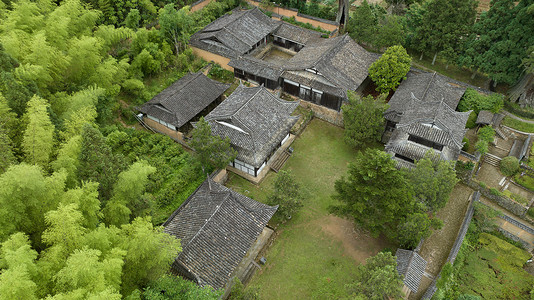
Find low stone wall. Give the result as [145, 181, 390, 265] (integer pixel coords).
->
[211, 169, 228, 184]
[246, 0, 339, 32]
[190, 0, 216, 12]
[298, 101, 343, 127]
[465, 179, 528, 217]
[191, 46, 233, 71]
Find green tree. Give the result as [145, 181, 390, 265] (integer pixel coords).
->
[0, 164, 65, 246]
[142, 275, 222, 299]
[500, 156, 520, 177]
[411, 0, 477, 65]
[342, 93, 388, 148]
[330, 149, 415, 236]
[347, 0, 380, 45]
[42, 203, 87, 254]
[190, 117, 237, 173]
[374, 15, 405, 50]
[405, 153, 458, 212]
[158, 5, 193, 56]
[457, 89, 504, 114]
[22, 95, 55, 167]
[347, 252, 403, 299]
[475, 126, 495, 155]
[368, 45, 411, 94]
[267, 170, 304, 220]
[397, 212, 442, 248]
[104, 160, 156, 227]
[52, 135, 82, 188]
[78, 124, 125, 200]
[61, 182, 101, 230]
[117, 217, 181, 296]
[459, 0, 534, 85]
[124, 9, 141, 29]
[0, 234, 38, 300]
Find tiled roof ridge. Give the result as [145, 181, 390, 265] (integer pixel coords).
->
[311, 34, 347, 68]
[181, 191, 232, 250]
[151, 72, 201, 107]
[421, 72, 437, 101]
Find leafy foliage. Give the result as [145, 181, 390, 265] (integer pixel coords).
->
[190, 117, 237, 173]
[267, 170, 305, 220]
[346, 252, 403, 299]
[142, 274, 221, 299]
[330, 149, 416, 237]
[368, 45, 411, 94]
[457, 89, 504, 114]
[459, 0, 534, 84]
[500, 156, 520, 177]
[342, 93, 388, 148]
[475, 126, 495, 155]
[405, 152, 458, 212]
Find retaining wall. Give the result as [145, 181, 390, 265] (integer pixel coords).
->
[298, 101, 343, 127]
[190, 0, 216, 12]
[464, 179, 528, 217]
[246, 0, 339, 32]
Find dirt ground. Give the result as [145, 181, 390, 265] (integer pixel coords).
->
[506, 182, 534, 204]
[476, 162, 506, 188]
[320, 215, 390, 263]
[418, 184, 473, 276]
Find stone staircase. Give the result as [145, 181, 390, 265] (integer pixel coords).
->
[484, 153, 502, 167]
[270, 150, 291, 173]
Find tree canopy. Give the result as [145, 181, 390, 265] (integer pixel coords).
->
[368, 45, 411, 94]
[342, 93, 388, 148]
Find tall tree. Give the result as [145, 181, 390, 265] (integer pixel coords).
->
[0, 164, 65, 245]
[347, 0, 380, 46]
[405, 152, 458, 212]
[368, 45, 411, 94]
[342, 93, 388, 148]
[78, 124, 125, 200]
[190, 117, 237, 173]
[347, 252, 403, 299]
[330, 149, 416, 236]
[267, 170, 304, 220]
[104, 160, 156, 227]
[159, 4, 194, 56]
[22, 95, 55, 167]
[459, 0, 534, 85]
[411, 0, 477, 65]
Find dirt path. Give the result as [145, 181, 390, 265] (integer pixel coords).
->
[411, 184, 473, 299]
[320, 215, 390, 263]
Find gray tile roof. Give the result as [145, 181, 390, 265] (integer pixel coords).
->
[476, 110, 494, 125]
[396, 249, 427, 293]
[228, 55, 285, 81]
[385, 71, 467, 123]
[281, 34, 376, 97]
[395, 100, 470, 149]
[137, 72, 229, 128]
[164, 178, 277, 290]
[190, 8, 279, 59]
[273, 22, 323, 46]
[203, 84, 299, 168]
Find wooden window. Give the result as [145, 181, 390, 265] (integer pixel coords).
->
[408, 135, 444, 151]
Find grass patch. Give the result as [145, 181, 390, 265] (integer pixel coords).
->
[456, 233, 534, 299]
[226, 119, 390, 299]
[514, 174, 534, 192]
[502, 116, 534, 133]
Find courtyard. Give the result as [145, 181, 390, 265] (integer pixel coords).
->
[225, 119, 392, 299]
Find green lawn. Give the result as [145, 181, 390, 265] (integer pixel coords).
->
[502, 116, 534, 133]
[456, 233, 534, 299]
[226, 119, 392, 299]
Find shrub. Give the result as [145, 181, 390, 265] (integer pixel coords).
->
[527, 207, 534, 218]
[479, 181, 487, 189]
[457, 88, 504, 114]
[462, 137, 470, 151]
[466, 111, 478, 129]
[208, 63, 234, 83]
[500, 156, 520, 177]
[489, 188, 502, 196]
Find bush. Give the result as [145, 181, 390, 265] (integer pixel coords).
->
[466, 111, 478, 129]
[208, 63, 234, 83]
[462, 137, 470, 151]
[527, 207, 534, 218]
[457, 88, 504, 114]
[489, 188, 502, 196]
[267, 170, 305, 220]
[500, 156, 520, 176]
